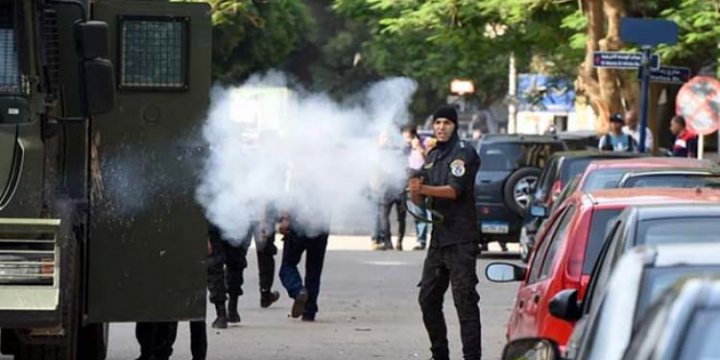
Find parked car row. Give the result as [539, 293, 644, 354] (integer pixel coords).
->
[483, 150, 720, 360]
[520, 156, 718, 261]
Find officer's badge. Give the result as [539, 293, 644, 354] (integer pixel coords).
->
[450, 160, 465, 177]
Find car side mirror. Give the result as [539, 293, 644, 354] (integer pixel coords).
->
[530, 204, 548, 218]
[485, 262, 525, 283]
[75, 21, 116, 115]
[549, 289, 582, 322]
[76, 21, 109, 58]
[502, 338, 561, 360]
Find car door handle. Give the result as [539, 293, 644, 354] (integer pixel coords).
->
[480, 179, 491, 184]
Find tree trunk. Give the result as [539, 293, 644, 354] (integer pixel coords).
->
[575, 0, 605, 132]
[597, 0, 624, 116]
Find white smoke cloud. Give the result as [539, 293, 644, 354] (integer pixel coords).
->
[196, 71, 418, 244]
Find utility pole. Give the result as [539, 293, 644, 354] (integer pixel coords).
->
[508, 53, 517, 134]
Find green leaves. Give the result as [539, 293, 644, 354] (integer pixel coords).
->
[333, 0, 582, 108]
[208, 0, 313, 83]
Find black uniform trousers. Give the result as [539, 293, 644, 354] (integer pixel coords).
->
[247, 222, 278, 293]
[418, 242, 482, 360]
[207, 236, 248, 304]
[135, 321, 206, 360]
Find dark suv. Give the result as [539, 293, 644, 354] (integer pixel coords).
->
[474, 134, 566, 250]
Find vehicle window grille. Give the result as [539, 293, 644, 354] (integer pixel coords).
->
[119, 16, 188, 90]
[0, 0, 21, 95]
[41, 8, 60, 98]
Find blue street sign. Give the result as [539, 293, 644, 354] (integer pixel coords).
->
[639, 66, 691, 84]
[621, 17, 678, 47]
[593, 51, 660, 70]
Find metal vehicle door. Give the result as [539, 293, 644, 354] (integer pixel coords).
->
[88, 0, 211, 322]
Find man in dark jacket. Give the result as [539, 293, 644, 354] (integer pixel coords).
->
[409, 105, 482, 360]
[670, 115, 699, 158]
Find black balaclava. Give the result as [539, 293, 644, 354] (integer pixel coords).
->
[432, 105, 459, 152]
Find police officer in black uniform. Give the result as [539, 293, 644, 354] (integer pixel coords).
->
[409, 105, 482, 360]
[207, 222, 247, 328]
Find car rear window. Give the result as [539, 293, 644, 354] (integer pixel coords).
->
[637, 266, 720, 322]
[680, 309, 720, 360]
[637, 217, 720, 245]
[582, 169, 625, 191]
[623, 175, 720, 188]
[479, 142, 564, 171]
[583, 209, 623, 274]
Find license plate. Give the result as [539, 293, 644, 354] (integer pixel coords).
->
[482, 221, 509, 234]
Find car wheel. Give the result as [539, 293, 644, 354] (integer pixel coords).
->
[503, 167, 542, 216]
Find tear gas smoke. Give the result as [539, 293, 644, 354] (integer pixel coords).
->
[196, 71, 418, 245]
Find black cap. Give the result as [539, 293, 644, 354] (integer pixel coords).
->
[609, 113, 625, 124]
[432, 105, 458, 125]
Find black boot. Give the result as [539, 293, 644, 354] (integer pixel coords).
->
[291, 288, 309, 318]
[211, 303, 228, 329]
[227, 296, 241, 323]
[260, 290, 280, 308]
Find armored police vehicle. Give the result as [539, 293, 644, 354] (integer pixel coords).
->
[0, 0, 211, 357]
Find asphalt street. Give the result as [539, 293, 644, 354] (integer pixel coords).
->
[106, 236, 519, 360]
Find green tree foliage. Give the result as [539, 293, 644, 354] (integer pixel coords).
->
[333, 0, 579, 109]
[209, 0, 313, 83]
[659, 0, 720, 72]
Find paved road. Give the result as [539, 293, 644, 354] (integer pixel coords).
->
[107, 236, 519, 360]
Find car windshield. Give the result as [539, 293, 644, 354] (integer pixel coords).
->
[638, 217, 720, 246]
[583, 209, 623, 274]
[679, 308, 720, 359]
[478, 142, 563, 171]
[582, 169, 625, 191]
[622, 174, 720, 188]
[637, 266, 720, 323]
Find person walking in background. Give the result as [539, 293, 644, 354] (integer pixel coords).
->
[278, 213, 330, 322]
[623, 109, 653, 150]
[244, 206, 281, 308]
[402, 125, 429, 250]
[207, 222, 247, 329]
[372, 129, 407, 251]
[599, 113, 637, 152]
[379, 182, 406, 251]
[670, 115, 698, 158]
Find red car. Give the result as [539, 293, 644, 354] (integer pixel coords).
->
[485, 187, 720, 349]
[551, 157, 715, 212]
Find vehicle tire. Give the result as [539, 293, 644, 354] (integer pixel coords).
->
[503, 167, 542, 216]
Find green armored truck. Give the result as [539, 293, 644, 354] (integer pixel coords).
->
[0, 0, 211, 357]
